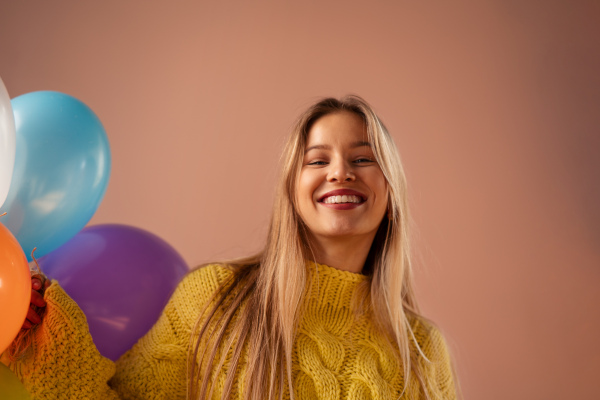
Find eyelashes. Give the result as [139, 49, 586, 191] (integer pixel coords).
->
[305, 158, 375, 166]
[353, 158, 375, 164]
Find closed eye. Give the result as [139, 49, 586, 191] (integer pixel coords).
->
[354, 158, 375, 164]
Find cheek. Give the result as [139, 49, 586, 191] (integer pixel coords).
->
[297, 171, 318, 201]
[372, 174, 389, 211]
[369, 170, 387, 194]
[295, 171, 318, 218]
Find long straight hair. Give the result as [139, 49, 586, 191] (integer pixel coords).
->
[188, 95, 433, 399]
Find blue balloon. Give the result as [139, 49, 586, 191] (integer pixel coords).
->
[0, 91, 111, 260]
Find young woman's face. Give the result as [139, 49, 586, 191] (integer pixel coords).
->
[296, 111, 388, 243]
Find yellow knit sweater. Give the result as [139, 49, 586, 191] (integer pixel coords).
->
[2, 263, 456, 399]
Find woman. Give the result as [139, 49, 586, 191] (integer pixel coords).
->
[7, 95, 458, 399]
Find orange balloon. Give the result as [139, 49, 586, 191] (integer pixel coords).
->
[0, 222, 30, 354]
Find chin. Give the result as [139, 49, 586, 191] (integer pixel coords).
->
[319, 223, 365, 238]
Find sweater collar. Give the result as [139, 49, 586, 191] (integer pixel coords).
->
[307, 261, 367, 284]
[305, 261, 368, 310]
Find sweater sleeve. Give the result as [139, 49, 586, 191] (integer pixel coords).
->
[1, 264, 232, 400]
[110, 264, 232, 399]
[416, 321, 459, 400]
[1, 281, 120, 400]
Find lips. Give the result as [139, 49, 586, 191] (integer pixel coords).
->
[318, 189, 366, 203]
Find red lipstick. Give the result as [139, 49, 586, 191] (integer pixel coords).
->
[318, 189, 366, 202]
[318, 189, 366, 210]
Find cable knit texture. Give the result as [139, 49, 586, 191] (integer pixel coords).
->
[1, 263, 456, 399]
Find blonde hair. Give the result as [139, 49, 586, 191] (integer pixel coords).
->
[188, 95, 434, 399]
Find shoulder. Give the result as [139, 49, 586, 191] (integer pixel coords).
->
[173, 263, 234, 301]
[409, 315, 458, 397]
[409, 316, 449, 357]
[163, 264, 235, 324]
[178, 263, 234, 293]
[408, 316, 453, 365]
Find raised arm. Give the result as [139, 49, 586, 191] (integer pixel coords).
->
[1, 264, 231, 400]
[1, 281, 120, 400]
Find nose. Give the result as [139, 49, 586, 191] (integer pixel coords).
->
[327, 159, 355, 182]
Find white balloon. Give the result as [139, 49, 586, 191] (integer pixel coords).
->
[0, 76, 16, 209]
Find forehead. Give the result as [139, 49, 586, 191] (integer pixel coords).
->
[306, 111, 368, 146]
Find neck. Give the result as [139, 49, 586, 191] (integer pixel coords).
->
[307, 233, 376, 274]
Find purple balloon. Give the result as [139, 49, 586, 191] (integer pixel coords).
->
[39, 224, 188, 361]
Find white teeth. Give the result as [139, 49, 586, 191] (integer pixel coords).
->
[323, 195, 362, 204]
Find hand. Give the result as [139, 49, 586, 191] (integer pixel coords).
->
[22, 276, 51, 329]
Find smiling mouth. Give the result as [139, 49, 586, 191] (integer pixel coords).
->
[318, 189, 367, 205]
[322, 195, 363, 204]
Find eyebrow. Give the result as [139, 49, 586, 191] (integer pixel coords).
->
[304, 141, 371, 153]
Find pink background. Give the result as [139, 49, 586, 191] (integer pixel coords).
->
[1, 1, 599, 398]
